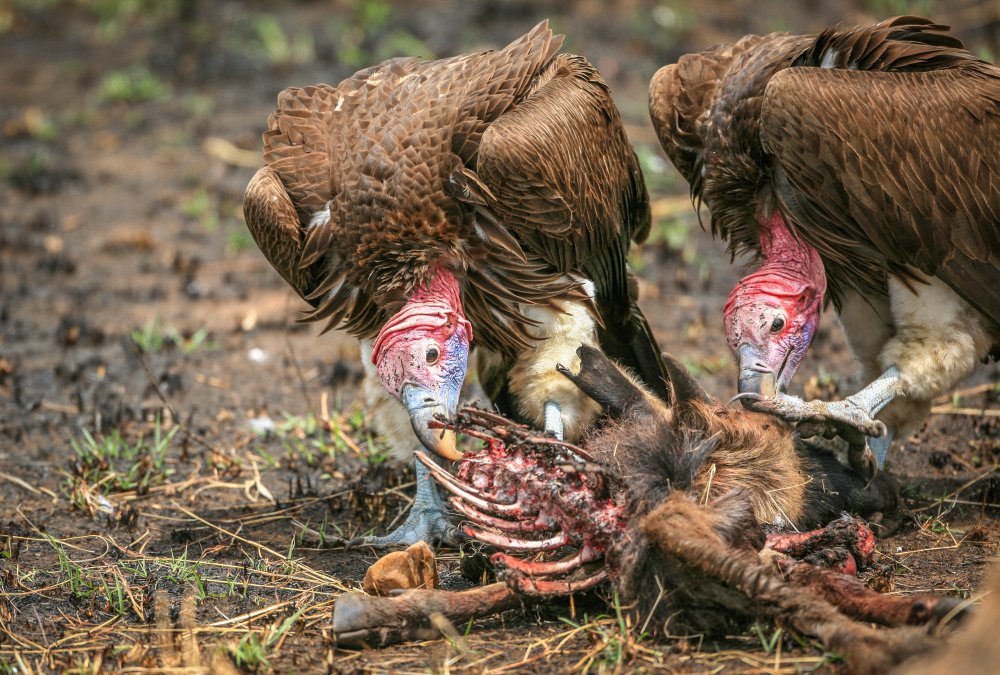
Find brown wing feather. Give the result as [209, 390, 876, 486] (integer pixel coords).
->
[474, 54, 668, 397]
[760, 63, 1000, 325]
[648, 37, 762, 205]
[476, 54, 648, 285]
[649, 15, 1000, 326]
[245, 23, 565, 350]
[793, 16, 969, 71]
[648, 32, 807, 251]
[245, 21, 668, 393]
[243, 166, 314, 295]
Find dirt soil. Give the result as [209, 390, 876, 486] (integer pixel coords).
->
[2, 2, 999, 673]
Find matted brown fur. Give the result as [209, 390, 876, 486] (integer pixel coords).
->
[636, 494, 939, 674]
[570, 346, 889, 532]
[683, 400, 809, 525]
[553, 345, 905, 645]
[587, 390, 810, 526]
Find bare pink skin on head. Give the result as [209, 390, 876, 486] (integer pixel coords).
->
[725, 212, 827, 393]
[372, 266, 472, 402]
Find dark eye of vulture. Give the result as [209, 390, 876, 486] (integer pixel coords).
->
[425, 346, 440, 365]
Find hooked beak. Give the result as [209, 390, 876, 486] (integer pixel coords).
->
[736, 343, 778, 408]
[401, 383, 461, 461]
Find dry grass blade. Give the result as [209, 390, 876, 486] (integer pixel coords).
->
[169, 502, 348, 591]
[930, 406, 1000, 417]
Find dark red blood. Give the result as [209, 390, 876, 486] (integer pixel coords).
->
[765, 516, 876, 568]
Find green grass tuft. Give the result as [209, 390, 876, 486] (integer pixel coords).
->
[97, 66, 169, 104]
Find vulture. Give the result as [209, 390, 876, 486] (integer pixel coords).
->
[649, 16, 1000, 470]
[244, 22, 668, 546]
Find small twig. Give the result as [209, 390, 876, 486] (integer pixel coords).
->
[317, 392, 364, 456]
[0, 472, 41, 494]
[207, 600, 295, 628]
[929, 406, 1000, 417]
[39, 400, 80, 414]
[700, 464, 716, 506]
[639, 576, 668, 636]
[931, 382, 998, 404]
[32, 606, 47, 645]
[764, 476, 815, 534]
[910, 466, 1000, 513]
[283, 300, 317, 419]
[132, 343, 216, 455]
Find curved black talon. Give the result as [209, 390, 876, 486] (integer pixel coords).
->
[847, 441, 879, 484]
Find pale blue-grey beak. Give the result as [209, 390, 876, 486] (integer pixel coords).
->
[401, 382, 461, 461]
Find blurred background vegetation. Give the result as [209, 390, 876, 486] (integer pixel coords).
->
[3, 7, 998, 672]
[3, 0, 997, 251]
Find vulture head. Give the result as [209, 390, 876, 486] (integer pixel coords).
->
[723, 214, 826, 401]
[371, 267, 473, 461]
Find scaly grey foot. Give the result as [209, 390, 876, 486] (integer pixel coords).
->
[348, 457, 457, 548]
[736, 368, 900, 480]
[543, 400, 564, 441]
[736, 367, 899, 439]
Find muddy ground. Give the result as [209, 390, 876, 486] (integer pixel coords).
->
[1, 1, 999, 673]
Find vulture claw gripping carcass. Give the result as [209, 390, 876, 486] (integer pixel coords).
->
[738, 366, 901, 477]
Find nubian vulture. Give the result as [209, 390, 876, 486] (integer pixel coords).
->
[244, 22, 667, 546]
[334, 346, 964, 675]
[649, 16, 1000, 470]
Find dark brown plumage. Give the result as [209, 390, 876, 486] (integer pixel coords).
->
[650, 16, 1000, 313]
[649, 16, 1000, 451]
[245, 21, 665, 389]
[245, 22, 668, 546]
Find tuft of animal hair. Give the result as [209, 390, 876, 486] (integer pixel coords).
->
[565, 344, 811, 528]
[563, 343, 897, 530]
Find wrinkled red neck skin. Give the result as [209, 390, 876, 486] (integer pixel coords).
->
[371, 267, 473, 366]
[724, 212, 827, 324]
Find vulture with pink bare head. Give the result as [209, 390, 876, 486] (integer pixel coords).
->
[649, 16, 1000, 472]
[244, 22, 668, 546]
